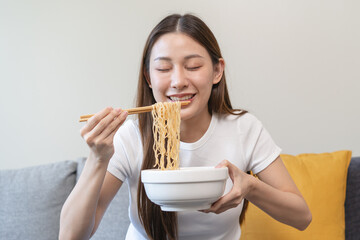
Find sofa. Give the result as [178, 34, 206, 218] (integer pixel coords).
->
[0, 155, 359, 240]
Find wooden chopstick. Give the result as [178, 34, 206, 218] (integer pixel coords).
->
[79, 101, 190, 122]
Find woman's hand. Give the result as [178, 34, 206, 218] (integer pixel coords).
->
[202, 158, 312, 230]
[80, 107, 128, 163]
[202, 160, 254, 214]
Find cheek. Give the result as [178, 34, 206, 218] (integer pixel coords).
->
[150, 78, 167, 92]
[149, 77, 170, 102]
[192, 71, 214, 92]
[150, 71, 167, 90]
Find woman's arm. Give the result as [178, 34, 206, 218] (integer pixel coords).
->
[246, 157, 312, 230]
[203, 157, 312, 231]
[59, 107, 128, 240]
[90, 171, 123, 237]
[59, 160, 123, 240]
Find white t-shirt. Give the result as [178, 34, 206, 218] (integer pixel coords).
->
[107, 112, 281, 240]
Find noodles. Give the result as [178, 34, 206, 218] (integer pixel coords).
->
[152, 102, 181, 170]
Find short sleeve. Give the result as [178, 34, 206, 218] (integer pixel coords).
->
[107, 119, 142, 182]
[243, 115, 282, 174]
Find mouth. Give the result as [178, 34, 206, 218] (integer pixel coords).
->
[168, 94, 195, 102]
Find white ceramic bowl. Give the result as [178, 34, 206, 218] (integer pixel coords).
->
[141, 167, 228, 211]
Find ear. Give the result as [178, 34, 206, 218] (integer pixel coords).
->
[212, 58, 225, 85]
[144, 70, 152, 88]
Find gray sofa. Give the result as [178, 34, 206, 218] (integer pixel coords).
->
[0, 156, 359, 240]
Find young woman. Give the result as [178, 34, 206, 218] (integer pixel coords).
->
[60, 14, 312, 240]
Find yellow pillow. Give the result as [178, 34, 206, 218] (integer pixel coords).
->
[240, 150, 352, 240]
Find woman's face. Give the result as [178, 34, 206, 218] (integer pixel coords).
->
[148, 32, 224, 121]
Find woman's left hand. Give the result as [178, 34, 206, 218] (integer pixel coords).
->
[201, 160, 253, 214]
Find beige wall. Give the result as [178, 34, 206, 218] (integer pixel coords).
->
[1, 0, 359, 169]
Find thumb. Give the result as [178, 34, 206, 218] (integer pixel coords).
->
[216, 160, 237, 182]
[215, 159, 229, 168]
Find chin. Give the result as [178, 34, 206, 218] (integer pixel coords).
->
[180, 112, 190, 121]
[180, 108, 203, 122]
[180, 109, 193, 121]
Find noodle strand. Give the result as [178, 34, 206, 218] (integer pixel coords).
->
[152, 102, 181, 170]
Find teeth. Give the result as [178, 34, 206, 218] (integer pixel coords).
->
[169, 95, 193, 101]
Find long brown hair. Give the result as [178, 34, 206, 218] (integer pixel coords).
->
[136, 14, 247, 240]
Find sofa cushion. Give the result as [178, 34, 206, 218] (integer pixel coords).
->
[345, 156, 360, 239]
[240, 150, 352, 240]
[0, 160, 77, 240]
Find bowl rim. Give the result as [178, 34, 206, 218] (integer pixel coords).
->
[141, 166, 228, 183]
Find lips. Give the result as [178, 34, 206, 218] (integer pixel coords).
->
[168, 94, 195, 101]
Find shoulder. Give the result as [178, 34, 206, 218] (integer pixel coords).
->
[118, 117, 139, 134]
[216, 112, 263, 133]
[108, 118, 142, 181]
[114, 117, 141, 144]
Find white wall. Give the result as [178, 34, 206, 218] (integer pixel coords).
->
[1, 0, 359, 169]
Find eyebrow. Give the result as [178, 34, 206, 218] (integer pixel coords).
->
[184, 54, 204, 60]
[154, 57, 171, 62]
[154, 54, 204, 62]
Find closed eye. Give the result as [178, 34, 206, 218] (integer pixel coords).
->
[156, 68, 171, 72]
[186, 66, 201, 71]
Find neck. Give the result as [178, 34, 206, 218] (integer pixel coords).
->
[180, 111, 212, 143]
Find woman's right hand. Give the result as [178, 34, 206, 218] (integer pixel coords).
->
[80, 107, 128, 164]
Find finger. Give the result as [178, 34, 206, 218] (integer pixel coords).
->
[217, 160, 239, 182]
[201, 195, 229, 213]
[202, 174, 243, 213]
[102, 110, 128, 140]
[80, 107, 113, 137]
[206, 192, 236, 213]
[213, 203, 239, 214]
[215, 159, 228, 168]
[205, 194, 243, 214]
[85, 109, 122, 143]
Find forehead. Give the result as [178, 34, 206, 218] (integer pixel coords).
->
[150, 32, 210, 60]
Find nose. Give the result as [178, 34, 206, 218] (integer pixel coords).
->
[170, 67, 188, 89]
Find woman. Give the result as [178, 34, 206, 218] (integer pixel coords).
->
[60, 14, 311, 240]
